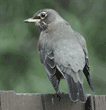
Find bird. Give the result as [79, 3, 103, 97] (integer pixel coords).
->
[23, 9, 94, 103]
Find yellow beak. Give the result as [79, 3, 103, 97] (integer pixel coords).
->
[23, 18, 40, 23]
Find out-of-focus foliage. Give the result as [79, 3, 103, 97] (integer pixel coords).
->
[0, 0, 106, 95]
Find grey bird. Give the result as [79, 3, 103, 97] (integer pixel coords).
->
[23, 9, 94, 103]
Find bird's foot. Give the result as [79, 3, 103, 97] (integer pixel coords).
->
[53, 91, 61, 101]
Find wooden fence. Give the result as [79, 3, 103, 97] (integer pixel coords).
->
[0, 90, 105, 110]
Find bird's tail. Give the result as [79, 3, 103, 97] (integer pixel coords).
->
[65, 71, 87, 103]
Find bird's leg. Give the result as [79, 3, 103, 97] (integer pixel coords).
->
[47, 74, 61, 101]
[53, 90, 61, 101]
[53, 79, 63, 101]
[53, 79, 65, 101]
[57, 79, 65, 94]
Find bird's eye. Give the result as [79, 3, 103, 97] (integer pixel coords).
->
[41, 12, 46, 18]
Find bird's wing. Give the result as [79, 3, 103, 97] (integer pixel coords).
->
[39, 43, 59, 93]
[74, 31, 94, 92]
[54, 38, 85, 73]
[83, 50, 94, 92]
[54, 38, 87, 102]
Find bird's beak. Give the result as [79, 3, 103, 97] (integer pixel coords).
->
[23, 18, 40, 23]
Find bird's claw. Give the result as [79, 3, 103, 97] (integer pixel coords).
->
[53, 91, 61, 101]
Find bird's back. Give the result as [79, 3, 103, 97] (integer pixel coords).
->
[40, 22, 85, 72]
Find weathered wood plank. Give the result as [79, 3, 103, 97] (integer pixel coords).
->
[41, 93, 85, 110]
[16, 93, 43, 110]
[85, 94, 94, 110]
[0, 91, 43, 110]
[93, 95, 106, 110]
[0, 90, 18, 110]
[1, 90, 105, 110]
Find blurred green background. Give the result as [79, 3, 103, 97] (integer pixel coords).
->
[0, 0, 106, 95]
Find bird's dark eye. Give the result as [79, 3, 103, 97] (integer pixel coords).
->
[41, 12, 46, 18]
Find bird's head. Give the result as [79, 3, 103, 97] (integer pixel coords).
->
[23, 9, 64, 31]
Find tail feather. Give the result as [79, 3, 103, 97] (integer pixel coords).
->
[66, 74, 78, 101]
[77, 81, 87, 102]
[65, 73, 87, 103]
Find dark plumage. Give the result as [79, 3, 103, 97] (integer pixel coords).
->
[23, 9, 94, 103]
